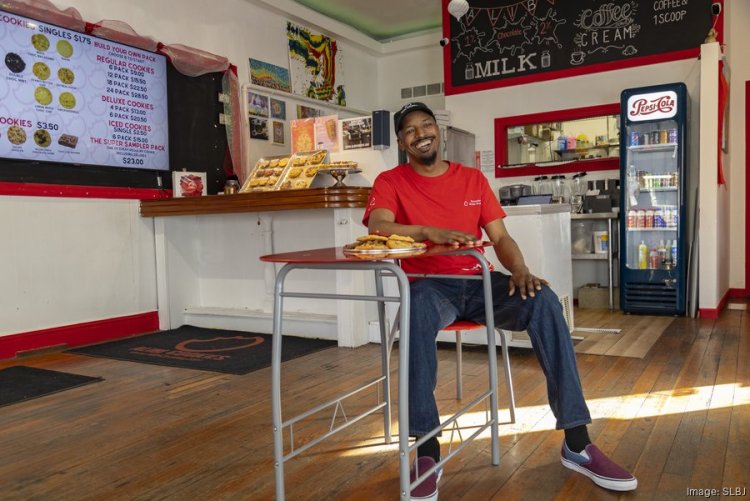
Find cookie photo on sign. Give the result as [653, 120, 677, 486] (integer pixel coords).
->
[32, 62, 50, 80]
[33, 129, 51, 148]
[7, 126, 27, 145]
[59, 92, 76, 110]
[58, 67, 75, 85]
[31, 34, 50, 52]
[56, 40, 73, 58]
[34, 86, 52, 106]
[4, 52, 26, 73]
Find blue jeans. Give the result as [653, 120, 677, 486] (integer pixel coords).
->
[407, 272, 591, 436]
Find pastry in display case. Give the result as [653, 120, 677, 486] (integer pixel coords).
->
[240, 155, 291, 192]
[277, 149, 328, 190]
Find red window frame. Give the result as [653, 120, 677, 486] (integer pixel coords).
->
[494, 102, 621, 178]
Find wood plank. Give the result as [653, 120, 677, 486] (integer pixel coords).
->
[0, 308, 747, 499]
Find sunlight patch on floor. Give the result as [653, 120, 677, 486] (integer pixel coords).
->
[337, 383, 748, 457]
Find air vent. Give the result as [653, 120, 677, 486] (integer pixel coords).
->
[400, 82, 444, 101]
[623, 281, 677, 312]
[427, 83, 442, 95]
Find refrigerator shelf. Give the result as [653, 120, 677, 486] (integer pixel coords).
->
[639, 187, 678, 192]
[628, 143, 678, 152]
[626, 227, 677, 232]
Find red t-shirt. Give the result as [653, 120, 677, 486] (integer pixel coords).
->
[362, 162, 506, 276]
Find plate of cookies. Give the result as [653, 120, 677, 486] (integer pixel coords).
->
[278, 149, 328, 190]
[344, 234, 427, 256]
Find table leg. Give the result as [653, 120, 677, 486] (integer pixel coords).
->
[272, 264, 292, 500]
[396, 276, 411, 500]
[374, 270, 392, 444]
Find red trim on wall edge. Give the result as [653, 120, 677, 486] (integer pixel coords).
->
[728, 288, 749, 299]
[746, 81, 750, 297]
[699, 288, 732, 319]
[0, 312, 159, 360]
[0, 182, 171, 200]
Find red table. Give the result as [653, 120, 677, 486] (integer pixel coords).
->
[261, 243, 504, 500]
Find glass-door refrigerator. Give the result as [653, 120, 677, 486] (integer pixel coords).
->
[619, 82, 687, 315]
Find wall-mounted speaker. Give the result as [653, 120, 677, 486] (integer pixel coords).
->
[372, 110, 390, 150]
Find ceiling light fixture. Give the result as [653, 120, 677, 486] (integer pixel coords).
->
[447, 0, 470, 21]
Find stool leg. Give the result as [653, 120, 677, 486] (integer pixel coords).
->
[455, 330, 462, 400]
[498, 330, 516, 424]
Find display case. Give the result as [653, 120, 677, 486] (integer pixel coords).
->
[495, 103, 621, 178]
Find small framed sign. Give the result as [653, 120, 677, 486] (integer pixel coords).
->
[172, 171, 207, 197]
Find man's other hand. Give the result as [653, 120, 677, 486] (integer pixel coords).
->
[508, 265, 549, 299]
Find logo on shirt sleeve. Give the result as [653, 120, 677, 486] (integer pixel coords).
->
[464, 199, 482, 206]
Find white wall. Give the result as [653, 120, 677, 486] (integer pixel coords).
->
[0, 197, 156, 336]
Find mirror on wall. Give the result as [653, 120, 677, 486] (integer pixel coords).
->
[495, 103, 621, 178]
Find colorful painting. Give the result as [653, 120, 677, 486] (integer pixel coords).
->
[296, 104, 319, 119]
[290, 118, 315, 153]
[287, 22, 346, 106]
[249, 117, 269, 140]
[272, 121, 285, 145]
[270, 98, 286, 120]
[247, 91, 269, 117]
[249, 58, 291, 92]
[342, 116, 372, 150]
[314, 115, 339, 152]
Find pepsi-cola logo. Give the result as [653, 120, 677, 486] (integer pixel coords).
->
[629, 95, 675, 117]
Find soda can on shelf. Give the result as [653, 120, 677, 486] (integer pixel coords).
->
[668, 128, 678, 144]
[660, 129, 669, 144]
[651, 131, 661, 144]
[630, 131, 640, 146]
[637, 209, 646, 228]
[627, 209, 636, 228]
[654, 207, 665, 227]
[645, 208, 655, 228]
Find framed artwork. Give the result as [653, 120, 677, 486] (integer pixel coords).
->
[341, 116, 372, 150]
[249, 58, 291, 92]
[249, 117, 269, 140]
[247, 91, 269, 117]
[270, 98, 286, 120]
[296, 104, 318, 119]
[272, 121, 285, 145]
[172, 171, 207, 198]
[314, 115, 338, 152]
[287, 22, 346, 105]
[290, 118, 315, 153]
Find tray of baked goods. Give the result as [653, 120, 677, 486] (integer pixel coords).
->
[240, 154, 291, 192]
[277, 149, 329, 190]
[343, 234, 427, 258]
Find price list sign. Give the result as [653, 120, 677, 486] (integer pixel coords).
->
[0, 10, 169, 170]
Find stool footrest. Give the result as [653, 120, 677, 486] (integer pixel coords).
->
[282, 376, 387, 461]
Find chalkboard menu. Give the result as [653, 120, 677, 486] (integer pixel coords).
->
[445, 0, 715, 94]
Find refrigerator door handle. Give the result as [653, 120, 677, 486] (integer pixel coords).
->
[664, 278, 677, 287]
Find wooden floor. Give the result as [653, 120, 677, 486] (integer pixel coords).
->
[1, 306, 748, 500]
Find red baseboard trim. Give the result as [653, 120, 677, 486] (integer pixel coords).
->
[728, 288, 750, 299]
[0, 312, 159, 360]
[0, 182, 171, 200]
[699, 288, 733, 319]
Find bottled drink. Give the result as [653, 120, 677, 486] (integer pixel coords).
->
[649, 247, 659, 269]
[627, 209, 637, 228]
[658, 240, 667, 266]
[672, 239, 678, 267]
[638, 241, 648, 269]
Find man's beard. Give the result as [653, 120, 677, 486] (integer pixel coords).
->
[415, 150, 438, 165]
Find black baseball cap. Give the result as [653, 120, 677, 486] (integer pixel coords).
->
[393, 102, 436, 133]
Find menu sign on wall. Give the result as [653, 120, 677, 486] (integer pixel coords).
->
[0, 11, 169, 170]
[445, 0, 714, 94]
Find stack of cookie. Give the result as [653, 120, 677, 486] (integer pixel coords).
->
[352, 234, 427, 251]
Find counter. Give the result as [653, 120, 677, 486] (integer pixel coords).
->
[142, 195, 572, 349]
